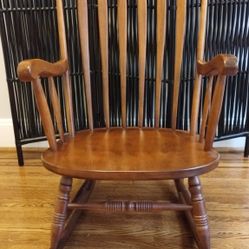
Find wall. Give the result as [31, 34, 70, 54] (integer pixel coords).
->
[0, 39, 15, 147]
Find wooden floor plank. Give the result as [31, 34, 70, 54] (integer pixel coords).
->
[0, 150, 248, 249]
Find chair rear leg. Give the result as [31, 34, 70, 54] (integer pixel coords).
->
[50, 176, 72, 249]
[188, 176, 210, 249]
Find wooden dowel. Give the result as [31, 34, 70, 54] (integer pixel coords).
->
[97, 0, 110, 128]
[78, 0, 94, 130]
[118, 0, 127, 128]
[68, 200, 192, 212]
[56, 0, 75, 136]
[175, 179, 191, 205]
[62, 72, 75, 136]
[205, 75, 226, 150]
[56, 0, 68, 60]
[48, 77, 64, 142]
[199, 76, 214, 142]
[137, 0, 147, 127]
[32, 78, 57, 150]
[155, 0, 167, 128]
[171, 0, 187, 130]
[190, 0, 208, 135]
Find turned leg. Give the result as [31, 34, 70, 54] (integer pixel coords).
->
[188, 176, 210, 249]
[50, 176, 72, 249]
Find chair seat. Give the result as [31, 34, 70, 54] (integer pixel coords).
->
[42, 129, 219, 180]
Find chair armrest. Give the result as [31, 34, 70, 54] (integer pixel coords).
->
[17, 59, 68, 81]
[200, 54, 238, 151]
[197, 54, 238, 76]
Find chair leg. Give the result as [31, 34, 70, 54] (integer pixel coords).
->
[188, 176, 210, 249]
[50, 176, 72, 249]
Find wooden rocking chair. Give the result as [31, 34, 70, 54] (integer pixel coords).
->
[17, 0, 238, 248]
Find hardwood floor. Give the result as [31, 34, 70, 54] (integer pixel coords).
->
[0, 149, 248, 249]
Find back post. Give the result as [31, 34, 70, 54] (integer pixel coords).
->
[137, 0, 147, 127]
[56, 0, 75, 136]
[171, 0, 187, 130]
[77, 0, 94, 130]
[190, 0, 208, 135]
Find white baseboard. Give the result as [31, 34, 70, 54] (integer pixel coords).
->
[0, 118, 246, 149]
[0, 118, 48, 148]
[214, 137, 245, 149]
[0, 118, 15, 147]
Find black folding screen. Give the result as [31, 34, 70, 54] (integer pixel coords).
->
[0, 0, 248, 166]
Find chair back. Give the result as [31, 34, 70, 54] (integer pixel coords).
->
[56, 0, 208, 132]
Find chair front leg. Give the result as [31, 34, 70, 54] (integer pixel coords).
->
[189, 176, 210, 249]
[50, 176, 72, 249]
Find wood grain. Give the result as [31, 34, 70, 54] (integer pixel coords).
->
[155, 0, 167, 128]
[78, 0, 94, 130]
[118, 0, 128, 127]
[189, 176, 210, 249]
[68, 201, 192, 212]
[197, 54, 238, 76]
[56, 0, 75, 137]
[171, 0, 187, 130]
[190, 0, 208, 135]
[97, 0, 110, 128]
[199, 76, 213, 142]
[137, 0, 147, 127]
[204, 75, 227, 150]
[0, 150, 248, 249]
[48, 77, 64, 142]
[42, 129, 219, 180]
[50, 176, 72, 249]
[14, 2, 240, 248]
[17, 59, 68, 81]
[32, 78, 57, 151]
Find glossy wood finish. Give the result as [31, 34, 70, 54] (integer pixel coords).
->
[204, 75, 226, 151]
[155, 0, 167, 128]
[48, 77, 64, 142]
[56, 0, 68, 60]
[78, 0, 94, 130]
[118, 0, 127, 127]
[50, 177, 72, 249]
[189, 177, 210, 249]
[17, 59, 68, 82]
[137, 0, 147, 127]
[171, 0, 187, 130]
[197, 54, 238, 76]
[190, 0, 208, 135]
[15, 1, 239, 249]
[68, 201, 192, 212]
[97, 0, 110, 128]
[16, 1, 238, 144]
[32, 78, 57, 151]
[42, 129, 219, 180]
[199, 76, 213, 142]
[199, 54, 238, 149]
[175, 178, 210, 248]
[1, 150, 249, 249]
[56, 0, 74, 137]
[51, 179, 95, 249]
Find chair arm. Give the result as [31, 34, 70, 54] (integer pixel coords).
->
[200, 54, 239, 151]
[17, 59, 68, 81]
[197, 54, 238, 76]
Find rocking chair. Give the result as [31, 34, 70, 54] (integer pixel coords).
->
[17, 0, 238, 248]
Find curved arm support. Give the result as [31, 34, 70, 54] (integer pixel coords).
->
[17, 59, 68, 82]
[197, 54, 238, 76]
[200, 54, 238, 150]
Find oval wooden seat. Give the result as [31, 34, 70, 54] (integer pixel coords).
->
[42, 129, 219, 180]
